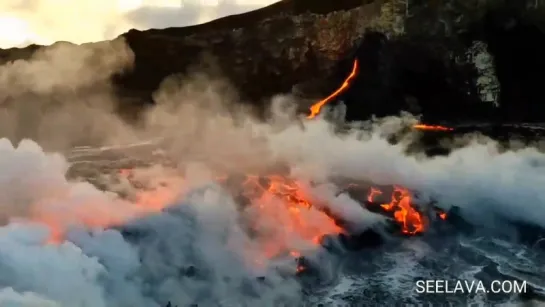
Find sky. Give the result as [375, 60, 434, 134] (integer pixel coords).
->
[0, 0, 278, 48]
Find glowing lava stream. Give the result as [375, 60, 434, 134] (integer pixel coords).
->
[307, 59, 359, 119]
[236, 175, 343, 264]
[306, 59, 454, 132]
[367, 186, 424, 235]
[413, 124, 454, 131]
[367, 186, 448, 235]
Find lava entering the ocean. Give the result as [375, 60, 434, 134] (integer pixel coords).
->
[217, 175, 447, 273]
[31, 55, 453, 275]
[34, 163, 447, 273]
[226, 174, 343, 262]
[367, 186, 426, 235]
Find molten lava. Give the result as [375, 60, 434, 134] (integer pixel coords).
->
[30, 156, 452, 277]
[236, 175, 342, 261]
[367, 186, 426, 235]
[33, 165, 344, 274]
[307, 59, 359, 119]
[412, 124, 454, 131]
[305, 58, 454, 134]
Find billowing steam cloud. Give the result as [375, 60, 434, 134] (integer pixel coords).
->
[0, 38, 140, 150]
[266, 118, 545, 228]
[0, 37, 543, 306]
[0, 143, 301, 306]
[0, 0, 276, 48]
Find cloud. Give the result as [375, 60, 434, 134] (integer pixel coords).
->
[0, 38, 137, 150]
[0, 0, 277, 48]
[126, 1, 265, 30]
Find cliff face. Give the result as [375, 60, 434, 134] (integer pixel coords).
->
[1, 0, 545, 124]
[115, 0, 380, 104]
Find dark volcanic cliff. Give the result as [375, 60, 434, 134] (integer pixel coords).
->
[115, 0, 379, 106]
[1, 0, 545, 124]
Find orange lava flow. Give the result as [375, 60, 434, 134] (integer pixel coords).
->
[34, 168, 183, 244]
[307, 59, 359, 119]
[412, 124, 454, 131]
[367, 186, 426, 235]
[238, 175, 343, 262]
[31, 160, 451, 275]
[33, 169, 342, 274]
[367, 187, 382, 203]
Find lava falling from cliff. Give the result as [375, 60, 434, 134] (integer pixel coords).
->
[307, 59, 359, 119]
[306, 59, 454, 132]
[28, 162, 440, 279]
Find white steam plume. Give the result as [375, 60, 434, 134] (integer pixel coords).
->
[260, 114, 545, 229]
[0, 38, 140, 151]
[0, 138, 307, 306]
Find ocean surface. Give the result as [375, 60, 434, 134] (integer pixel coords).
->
[303, 227, 545, 306]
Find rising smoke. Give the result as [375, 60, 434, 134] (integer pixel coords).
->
[0, 38, 138, 150]
[0, 37, 543, 307]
